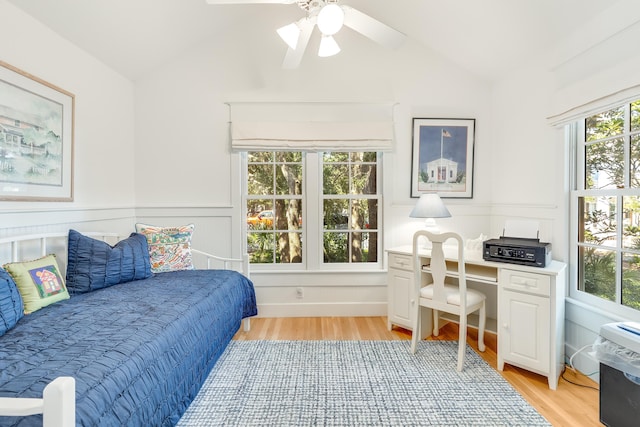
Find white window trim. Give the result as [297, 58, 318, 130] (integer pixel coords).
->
[568, 109, 640, 322]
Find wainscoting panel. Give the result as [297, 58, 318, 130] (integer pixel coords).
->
[0, 207, 137, 239]
[135, 206, 239, 260]
[0, 205, 241, 268]
[250, 271, 388, 318]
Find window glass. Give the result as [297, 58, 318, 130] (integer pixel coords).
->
[586, 106, 624, 142]
[631, 101, 640, 132]
[578, 246, 616, 302]
[578, 196, 617, 247]
[623, 251, 640, 310]
[623, 196, 640, 249]
[630, 134, 640, 187]
[585, 138, 624, 189]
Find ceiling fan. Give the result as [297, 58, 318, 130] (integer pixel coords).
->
[205, 0, 406, 69]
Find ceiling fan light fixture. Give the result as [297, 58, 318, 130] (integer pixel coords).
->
[316, 4, 344, 35]
[318, 34, 340, 57]
[277, 22, 301, 49]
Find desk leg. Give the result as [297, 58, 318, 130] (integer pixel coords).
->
[497, 355, 504, 371]
[419, 306, 433, 339]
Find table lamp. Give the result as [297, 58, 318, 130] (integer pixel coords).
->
[409, 194, 451, 233]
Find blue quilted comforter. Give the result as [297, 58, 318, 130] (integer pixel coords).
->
[0, 269, 257, 427]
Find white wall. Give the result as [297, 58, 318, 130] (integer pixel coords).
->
[491, 1, 640, 381]
[133, 22, 495, 316]
[0, 0, 138, 237]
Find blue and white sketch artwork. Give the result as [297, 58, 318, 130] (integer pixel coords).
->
[417, 125, 468, 192]
[0, 79, 64, 187]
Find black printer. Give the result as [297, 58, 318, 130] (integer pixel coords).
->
[483, 236, 551, 268]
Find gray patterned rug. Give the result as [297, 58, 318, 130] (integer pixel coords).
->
[177, 340, 550, 427]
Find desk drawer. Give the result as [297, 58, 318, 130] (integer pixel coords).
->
[501, 269, 550, 296]
[389, 253, 412, 271]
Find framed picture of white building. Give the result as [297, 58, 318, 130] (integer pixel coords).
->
[411, 118, 475, 198]
[0, 61, 74, 201]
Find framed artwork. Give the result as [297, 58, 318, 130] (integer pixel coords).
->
[411, 118, 475, 198]
[0, 61, 74, 201]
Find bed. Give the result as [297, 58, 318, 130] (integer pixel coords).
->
[0, 230, 257, 426]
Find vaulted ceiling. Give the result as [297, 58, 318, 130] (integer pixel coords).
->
[6, 0, 619, 82]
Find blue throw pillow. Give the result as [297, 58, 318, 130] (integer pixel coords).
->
[0, 267, 24, 336]
[66, 230, 152, 294]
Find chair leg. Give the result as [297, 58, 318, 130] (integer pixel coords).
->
[478, 301, 486, 352]
[410, 303, 421, 354]
[457, 315, 467, 372]
[432, 309, 440, 336]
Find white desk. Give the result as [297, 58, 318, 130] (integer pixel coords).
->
[386, 245, 567, 390]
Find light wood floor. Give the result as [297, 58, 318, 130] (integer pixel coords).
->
[234, 316, 602, 427]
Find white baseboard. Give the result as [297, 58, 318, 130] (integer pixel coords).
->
[256, 302, 387, 318]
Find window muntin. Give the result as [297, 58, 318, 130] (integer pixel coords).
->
[573, 99, 640, 314]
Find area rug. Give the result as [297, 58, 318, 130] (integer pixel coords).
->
[177, 340, 550, 427]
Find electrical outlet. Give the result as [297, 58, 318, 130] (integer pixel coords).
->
[296, 287, 304, 299]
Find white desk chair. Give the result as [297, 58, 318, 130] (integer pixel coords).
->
[410, 230, 486, 371]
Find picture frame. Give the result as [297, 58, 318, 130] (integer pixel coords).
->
[0, 61, 74, 201]
[411, 118, 475, 198]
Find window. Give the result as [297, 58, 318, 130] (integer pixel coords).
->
[245, 151, 382, 270]
[322, 152, 379, 263]
[246, 151, 303, 265]
[572, 99, 640, 316]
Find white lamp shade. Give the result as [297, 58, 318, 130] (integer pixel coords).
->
[316, 4, 345, 35]
[409, 194, 451, 218]
[277, 22, 301, 49]
[318, 35, 340, 57]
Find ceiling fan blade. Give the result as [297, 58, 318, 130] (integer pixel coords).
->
[282, 18, 314, 69]
[205, 0, 296, 4]
[342, 6, 406, 49]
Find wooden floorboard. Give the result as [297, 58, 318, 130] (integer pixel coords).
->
[234, 316, 602, 427]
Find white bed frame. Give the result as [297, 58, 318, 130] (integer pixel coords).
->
[0, 232, 251, 426]
[0, 378, 76, 427]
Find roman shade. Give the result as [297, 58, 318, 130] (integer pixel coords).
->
[547, 82, 640, 127]
[228, 102, 396, 152]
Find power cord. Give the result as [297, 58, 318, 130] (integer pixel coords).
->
[561, 366, 600, 390]
[562, 343, 599, 390]
[569, 344, 594, 371]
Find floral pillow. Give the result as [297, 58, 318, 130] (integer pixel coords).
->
[3, 254, 70, 314]
[135, 223, 195, 273]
